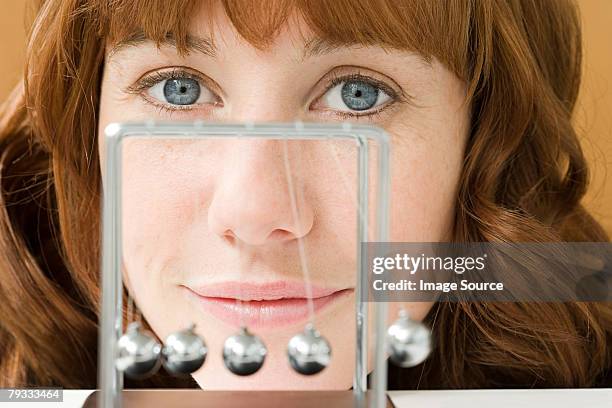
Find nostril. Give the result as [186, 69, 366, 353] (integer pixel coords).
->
[267, 229, 294, 241]
[222, 230, 236, 245]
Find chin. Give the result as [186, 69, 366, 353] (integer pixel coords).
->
[189, 356, 354, 390]
[191, 374, 353, 391]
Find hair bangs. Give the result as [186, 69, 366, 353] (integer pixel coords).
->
[94, 0, 476, 85]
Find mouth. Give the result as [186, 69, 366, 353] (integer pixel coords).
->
[182, 281, 354, 330]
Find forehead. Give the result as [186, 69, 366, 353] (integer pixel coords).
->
[100, 0, 473, 82]
[165, 3, 326, 59]
[108, 4, 406, 67]
[108, 14, 394, 64]
[186, 0, 312, 50]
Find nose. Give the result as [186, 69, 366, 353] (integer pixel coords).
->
[207, 140, 315, 246]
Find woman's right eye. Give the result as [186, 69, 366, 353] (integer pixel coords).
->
[144, 74, 219, 108]
[131, 68, 223, 111]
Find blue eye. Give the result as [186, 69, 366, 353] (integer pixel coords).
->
[145, 74, 217, 108]
[163, 78, 201, 105]
[320, 79, 392, 114]
[340, 81, 379, 111]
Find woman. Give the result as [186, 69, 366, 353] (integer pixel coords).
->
[0, 0, 610, 390]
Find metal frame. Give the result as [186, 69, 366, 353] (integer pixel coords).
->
[100, 121, 390, 408]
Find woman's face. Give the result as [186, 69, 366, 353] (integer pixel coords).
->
[98, 5, 469, 390]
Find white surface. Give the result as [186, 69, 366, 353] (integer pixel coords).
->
[2, 389, 609, 407]
[388, 388, 612, 408]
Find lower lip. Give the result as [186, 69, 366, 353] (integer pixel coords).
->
[184, 288, 353, 329]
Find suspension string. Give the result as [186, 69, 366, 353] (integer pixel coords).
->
[126, 289, 134, 327]
[137, 299, 142, 325]
[235, 135, 246, 329]
[236, 239, 246, 329]
[282, 139, 315, 324]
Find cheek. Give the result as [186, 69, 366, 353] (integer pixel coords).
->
[120, 141, 215, 282]
[388, 116, 468, 241]
[383, 61, 469, 242]
[390, 145, 461, 241]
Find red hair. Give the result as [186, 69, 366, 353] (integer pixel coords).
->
[0, 0, 610, 389]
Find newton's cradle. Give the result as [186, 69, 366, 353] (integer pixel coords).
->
[85, 122, 431, 408]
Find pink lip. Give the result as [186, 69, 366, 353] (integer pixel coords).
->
[182, 281, 353, 329]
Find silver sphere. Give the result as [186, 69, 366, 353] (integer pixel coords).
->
[116, 322, 162, 379]
[162, 324, 207, 376]
[287, 324, 331, 375]
[386, 310, 431, 367]
[223, 327, 267, 376]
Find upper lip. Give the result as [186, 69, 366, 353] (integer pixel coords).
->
[185, 280, 351, 301]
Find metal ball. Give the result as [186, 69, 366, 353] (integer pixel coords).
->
[162, 324, 207, 376]
[386, 310, 431, 368]
[116, 322, 162, 379]
[223, 327, 267, 376]
[287, 324, 331, 375]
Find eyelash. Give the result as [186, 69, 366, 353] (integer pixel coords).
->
[125, 68, 216, 114]
[323, 70, 408, 119]
[126, 67, 408, 119]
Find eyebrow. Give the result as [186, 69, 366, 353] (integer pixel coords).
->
[302, 37, 431, 67]
[108, 32, 429, 65]
[301, 37, 352, 59]
[108, 32, 217, 58]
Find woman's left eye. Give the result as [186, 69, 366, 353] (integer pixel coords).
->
[147, 76, 217, 106]
[321, 80, 392, 113]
